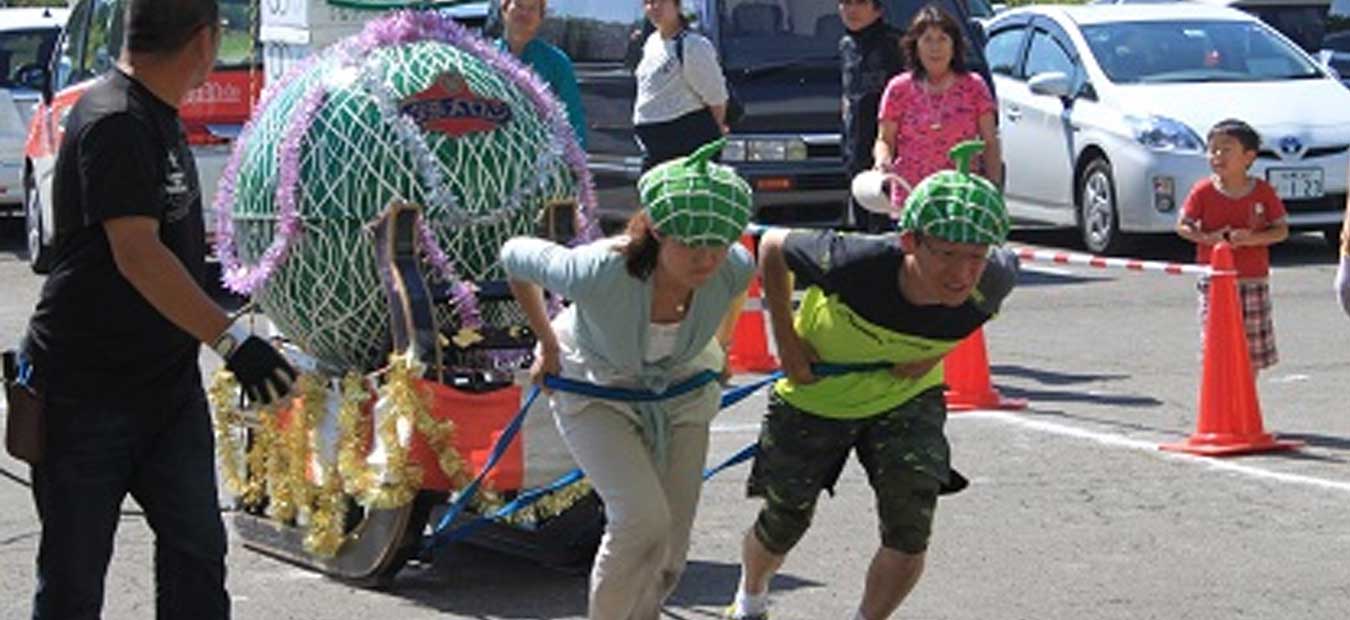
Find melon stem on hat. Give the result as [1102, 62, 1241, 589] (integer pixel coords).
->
[896, 139, 1010, 245]
[638, 138, 754, 247]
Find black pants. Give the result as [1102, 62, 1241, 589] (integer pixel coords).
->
[635, 107, 722, 172]
[31, 384, 229, 619]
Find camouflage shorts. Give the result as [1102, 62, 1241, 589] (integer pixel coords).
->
[747, 387, 950, 554]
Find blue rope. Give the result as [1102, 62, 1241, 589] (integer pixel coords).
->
[424, 361, 893, 548]
[543, 370, 720, 402]
[700, 362, 890, 480]
[425, 370, 720, 549]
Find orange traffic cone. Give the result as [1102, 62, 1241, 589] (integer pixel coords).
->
[943, 327, 1026, 411]
[1161, 243, 1300, 456]
[728, 233, 779, 374]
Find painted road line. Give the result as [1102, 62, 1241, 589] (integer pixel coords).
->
[962, 411, 1350, 494]
[711, 422, 763, 434]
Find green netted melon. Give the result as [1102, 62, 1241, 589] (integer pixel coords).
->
[218, 12, 588, 372]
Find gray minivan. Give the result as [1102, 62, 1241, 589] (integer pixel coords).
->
[485, 0, 994, 229]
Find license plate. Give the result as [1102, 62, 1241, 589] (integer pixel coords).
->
[1266, 167, 1325, 200]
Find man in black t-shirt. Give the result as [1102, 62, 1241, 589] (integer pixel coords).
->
[21, 1, 294, 617]
[726, 144, 1016, 620]
[840, 0, 904, 233]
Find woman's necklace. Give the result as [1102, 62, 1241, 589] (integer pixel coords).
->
[922, 74, 954, 132]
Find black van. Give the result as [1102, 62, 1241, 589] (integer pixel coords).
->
[486, 0, 995, 229]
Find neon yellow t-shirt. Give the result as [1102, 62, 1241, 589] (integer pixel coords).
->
[773, 230, 1017, 419]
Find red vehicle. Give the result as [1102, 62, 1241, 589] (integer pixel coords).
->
[23, 0, 261, 273]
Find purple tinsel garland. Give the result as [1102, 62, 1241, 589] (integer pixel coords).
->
[213, 9, 600, 325]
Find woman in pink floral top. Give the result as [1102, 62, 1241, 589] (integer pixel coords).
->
[874, 4, 1001, 212]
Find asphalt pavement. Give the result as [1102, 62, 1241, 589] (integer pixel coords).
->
[2, 221, 1349, 619]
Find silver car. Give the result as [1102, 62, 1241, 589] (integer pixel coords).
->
[0, 7, 65, 215]
[986, 3, 1350, 253]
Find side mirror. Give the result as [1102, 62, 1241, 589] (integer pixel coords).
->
[1028, 71, 1073, 99]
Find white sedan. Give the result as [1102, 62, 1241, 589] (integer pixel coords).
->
[985, 3, 1350, 253]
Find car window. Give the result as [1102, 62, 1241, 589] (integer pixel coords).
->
[1081, 20, 1322, 83]
[488, 0, 645, 63]
[218, 0, 259, 69]
[1328, 0, 1350, 53]
[1242, 4, 1327, 53]
[78, 0, 121, 84]
[967, 0, 996, 20]
[1024, 28, 1075, 79]
[718, 0, 842, 70]
[0, 27, 60, 88]
[61, 0, 253, 83]
[985, 25, 1026, 77]
[55, 0, 93, 90]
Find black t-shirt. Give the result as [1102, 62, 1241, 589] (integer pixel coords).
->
[775, 230, 1017, 417]
[841, 19, 904, 176]
[26, 69, 206, 400]
[784, 230, 1016, 341]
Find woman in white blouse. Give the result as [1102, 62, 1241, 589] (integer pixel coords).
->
[633, 0, 730, 170]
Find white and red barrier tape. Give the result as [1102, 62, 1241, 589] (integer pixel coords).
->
[745, 224, 1230, 277]
[1009, 246, 1228, 277]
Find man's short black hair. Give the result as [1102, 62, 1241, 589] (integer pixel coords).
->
[126, 0, 219, 54]
[1207, 118, 1262, 153]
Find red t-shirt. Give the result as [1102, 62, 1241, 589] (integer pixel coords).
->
[1180, 177, 1287, 278]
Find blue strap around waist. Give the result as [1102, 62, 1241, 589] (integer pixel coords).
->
[542, 370, 721, 402]
[424, 361, 893, 549]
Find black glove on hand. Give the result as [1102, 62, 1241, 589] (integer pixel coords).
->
[225, 336, 297, 406]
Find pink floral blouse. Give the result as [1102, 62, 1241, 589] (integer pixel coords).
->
[878, 71, 995, 208]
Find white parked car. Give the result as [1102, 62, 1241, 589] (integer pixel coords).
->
[0, 7, 65, 215]
[985, 3, 1350, 253]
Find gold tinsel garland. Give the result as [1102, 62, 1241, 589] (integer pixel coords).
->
[207, 373, 258, 502]
[209, 353, 589, 559]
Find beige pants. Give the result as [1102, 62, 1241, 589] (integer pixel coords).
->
[554, 399, 712, 620]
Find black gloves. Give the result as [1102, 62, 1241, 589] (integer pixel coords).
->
[224, 336, 297, 406]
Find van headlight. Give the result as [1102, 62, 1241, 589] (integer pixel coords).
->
[1127, 115, 1204, 154]
[721, 138, 808, 162]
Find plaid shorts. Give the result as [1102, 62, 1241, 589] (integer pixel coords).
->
[1197, 276, 1278, 370]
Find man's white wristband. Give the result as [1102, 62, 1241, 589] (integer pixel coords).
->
[211, 323, 251, 359]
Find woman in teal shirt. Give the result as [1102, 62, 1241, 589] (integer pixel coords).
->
[497, 0, 588, 148]
[502, 140, 751, 619]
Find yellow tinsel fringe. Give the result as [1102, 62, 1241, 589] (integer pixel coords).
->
[207, 353, 590, 560]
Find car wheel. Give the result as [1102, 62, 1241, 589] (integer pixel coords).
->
[1077, 158, 1129, 255]
[25, 171, 52, 274]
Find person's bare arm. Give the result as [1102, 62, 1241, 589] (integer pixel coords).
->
[1226, 219, 1289, 247]
[709, 103, 729, 134]
[1176, 216, 1223, 246]
[104, 216, 230, 343]
[873, 120, 898, 172]
[715, 291, 747, 382]
[716, 291, 746, 350]
[977, 111, 1002, 188]
[107, 215, 296, 403]
[508, 279, 562, 389]
[758, 229, 816, 384]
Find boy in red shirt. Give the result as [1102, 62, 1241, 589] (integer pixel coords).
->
[1177, 118, 1289, 374]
